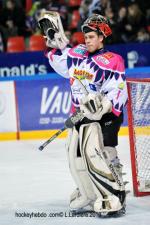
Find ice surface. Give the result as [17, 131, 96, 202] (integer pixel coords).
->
[0, 136, 150, 225]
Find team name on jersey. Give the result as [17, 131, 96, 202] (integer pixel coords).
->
[73, 69, 93, 80]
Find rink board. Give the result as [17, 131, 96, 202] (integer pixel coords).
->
[0, 77, 129, 140]
[0, 127, 129, 141]
[0, 82, 18, 141]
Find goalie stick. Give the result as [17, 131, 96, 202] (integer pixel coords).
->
[38, 78, 88, 151]
[38, 110, 84, 151]
[38, 77, 100, 151]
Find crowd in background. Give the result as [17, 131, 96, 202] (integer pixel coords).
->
[0, 0, 150, 52]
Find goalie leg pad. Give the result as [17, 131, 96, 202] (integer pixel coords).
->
[79, 122, 126, 213]
[66, 128, 96, 210]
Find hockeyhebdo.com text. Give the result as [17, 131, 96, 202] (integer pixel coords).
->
[15, 211, 96, 218]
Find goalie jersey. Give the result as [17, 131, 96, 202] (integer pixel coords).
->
[46, 44, 128, 117]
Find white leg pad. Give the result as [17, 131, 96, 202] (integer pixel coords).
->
[66, 128, 96, 210]
[79, 122, 126, 213]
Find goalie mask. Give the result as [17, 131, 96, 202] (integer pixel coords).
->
[81, 14, 112, 38]
[38, 11, 69, 49]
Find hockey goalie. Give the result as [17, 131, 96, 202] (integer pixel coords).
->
[38, 11, 128, 216]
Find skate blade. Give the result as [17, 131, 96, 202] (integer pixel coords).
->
[97, 206, 126, 218]
[70, 204, 93, 214]
[70, 199, 95, 214]
[70, 206, 126, 218]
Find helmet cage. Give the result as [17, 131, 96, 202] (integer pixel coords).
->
[81, 14, 112, 37]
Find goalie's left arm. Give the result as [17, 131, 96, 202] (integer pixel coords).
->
[38, 11, 69, 50]
[80, 93, 112, 121]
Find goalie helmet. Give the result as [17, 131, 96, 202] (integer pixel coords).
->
[81, 14, 112, 38]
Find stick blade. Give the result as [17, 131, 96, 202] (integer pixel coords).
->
[39, 146, 44, 151]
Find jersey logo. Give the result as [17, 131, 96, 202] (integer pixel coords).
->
[103, 52, 113, 59]
[89, 83, 97, 91]
[73, 69, 93, 80]
[96, 56, 110, 65]
[73, 48, 86, 55]
[118, 82, 125, 90]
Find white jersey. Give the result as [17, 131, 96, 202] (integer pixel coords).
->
[47, 44, 128, 116]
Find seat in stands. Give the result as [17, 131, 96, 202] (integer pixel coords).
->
[29, 35, 46, 51]
[71, 32, 85, 45]
[7, 36, 25, 53]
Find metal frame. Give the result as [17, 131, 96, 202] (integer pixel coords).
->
[127, 78, 150, 196]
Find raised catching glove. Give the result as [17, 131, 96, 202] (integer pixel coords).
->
[38, 11, 69, 49]
[80, 93, 112, 121]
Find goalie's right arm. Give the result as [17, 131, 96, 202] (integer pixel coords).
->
[38, 11, 70, 78]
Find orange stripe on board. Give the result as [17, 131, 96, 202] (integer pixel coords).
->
[0, 127, 129, 141]
[0, 132, 17, 141]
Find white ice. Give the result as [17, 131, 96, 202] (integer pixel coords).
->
[0, 136, 150, 225]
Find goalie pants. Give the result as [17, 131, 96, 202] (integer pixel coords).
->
[75, 112, 123, 157]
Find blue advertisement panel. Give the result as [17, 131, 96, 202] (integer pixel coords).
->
[107, 42, 150, 68]
[16, 78, 72, 130]
[0, 51, 54, 78]
[0, 42, 150, 80]
[126, 67, 150, 79]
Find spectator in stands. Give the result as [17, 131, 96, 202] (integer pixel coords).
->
[136, 28, 150, 42]
[104, 6, 116, 44]
[79, 0, 92, 23]
[124, 2, 146, 42]
[37, 0, 68, 29]
[26, 0, 68, 35]
[146, 8, 150, 30]
[114, 6, 128, 43]
[79, 0, 110, 22]
[0, 30, 4, 52]
[98, 0, 112, 15]
[88, 0, 101, 16]
[26, 1, 40, 35]
[0, 0, 27, 40]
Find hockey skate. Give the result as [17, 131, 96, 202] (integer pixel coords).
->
[94, 193, 126, 218]
[69, 188, 95, 213]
